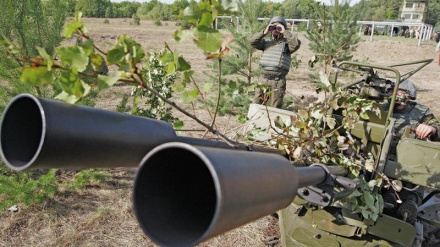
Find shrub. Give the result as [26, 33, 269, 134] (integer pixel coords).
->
[132, 14, 140, 25]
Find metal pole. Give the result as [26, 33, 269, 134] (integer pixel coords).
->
[370, 22, 375, 41]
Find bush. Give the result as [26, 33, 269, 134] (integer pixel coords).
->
[154, 19, 162, 26]
[0, 167, 111, 210]
[175, 20, 193, 30]
[104, 19, 110, 24]
[132, 14, 140, 25]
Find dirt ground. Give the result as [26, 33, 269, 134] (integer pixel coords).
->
[1, 18, 440, 247]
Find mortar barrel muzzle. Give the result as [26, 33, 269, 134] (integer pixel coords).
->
[0, 94, 177, 170]
[133, 142, 299, 247]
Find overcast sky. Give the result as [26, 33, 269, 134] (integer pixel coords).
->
[110, 0, 361, 5]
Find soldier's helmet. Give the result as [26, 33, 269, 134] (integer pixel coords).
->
[269, 16, 287, 28]
[387, 79, 417, 100]
[397, 79, 417, 99]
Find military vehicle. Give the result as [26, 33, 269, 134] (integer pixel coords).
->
[0, 58, 438, 247]
[278, 58, 439, 247]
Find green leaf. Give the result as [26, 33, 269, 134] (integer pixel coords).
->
[118, 35, 145, 63]
[175, 55, 191, 71]
[173, 29, 184, 42]
[64, 22, 83, 38]
[166, 63, 176, 74]
[228, 81, 237, 89]
[182, 6, 197, 22]
[97, 75, 120, 90]
[159, 50, 174, 63]
[81, 39, 94, 56]
[36, 47, 54, 71]
[107, 35, 145, 70]
[91, 53, 105, 71]
[190, 87, 199, 97]
[238, 115, 247, 124]
[275, 119, 286, 128]
[181, 91, 194, 104]
[0, 36, 20, 55]
[64, 12, 85, 38]
[173, 83, 186, 92]
[198, 12, 214, 28]
[359, 111, 370, 120]
[220, 0, 238, 11]
[55, 91, 79, 104]
[179, 70, 194, 86]
[20, 67, 54, 86]
[107, 47, 125, 64]
[183, 70, 194, 83]
[181, 88, 199, 104]
[363, 191, 375, 208]
[193, 26, 223, 53]
[173, 120, 184, 129]
[59, 69, 81, 95]
[56, 46, 89, 72]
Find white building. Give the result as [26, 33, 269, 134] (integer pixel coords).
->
[401, 0, 429, 23]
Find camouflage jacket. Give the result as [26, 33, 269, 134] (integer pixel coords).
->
[248, 31, 301, 73]
[393, 101, 440, 141]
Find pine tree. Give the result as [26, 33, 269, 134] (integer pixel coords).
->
[201, 0, 268, 117]
[306, 0, 361, 72]
[0, 0, 67, 108]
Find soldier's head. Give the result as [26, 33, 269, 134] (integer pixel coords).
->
[269, 16, 287, 38]
[387, 80, 417, 111]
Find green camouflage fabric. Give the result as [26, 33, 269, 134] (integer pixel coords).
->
[393, 101, 440, 141]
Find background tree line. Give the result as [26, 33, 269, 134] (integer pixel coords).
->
[59, 0, 440, 27]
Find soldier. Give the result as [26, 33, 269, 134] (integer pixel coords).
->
[388, 80, 439, 140]
[248, 16, 301, 108]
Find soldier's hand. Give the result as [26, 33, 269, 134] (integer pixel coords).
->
[264, 24, 271, 35]
[415, 124, 437, 139]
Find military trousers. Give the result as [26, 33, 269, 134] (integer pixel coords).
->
[254, 73, 287, 108]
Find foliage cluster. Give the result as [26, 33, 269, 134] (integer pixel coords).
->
[0, 0, 64, 210]
[0, 167, 109, 210]
[256, 78, 385, 220]
[0, 1, 105, 211]
[351, 0, 404, 21]
[0, 0, 66, 108]
[131, 13, 141, 25]
[74, 0, 187, 21]
[0, 169, 57, 210]
[306, 1, 361, 70]
[123, 49, 179, 124]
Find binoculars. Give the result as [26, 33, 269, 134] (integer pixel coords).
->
[269, 25, 282, 31]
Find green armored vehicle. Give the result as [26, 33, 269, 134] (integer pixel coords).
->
[0, 59, 438, 247]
